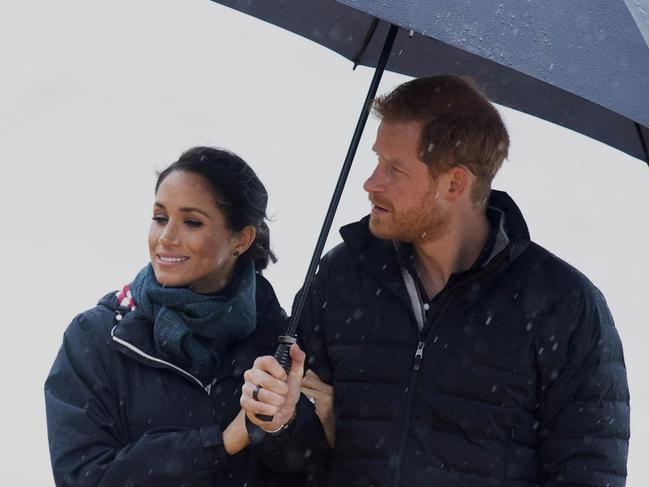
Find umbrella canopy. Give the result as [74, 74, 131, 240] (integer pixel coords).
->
[211, 0, 649, 165]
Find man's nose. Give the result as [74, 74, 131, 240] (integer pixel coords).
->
[363, 166, 384, 193]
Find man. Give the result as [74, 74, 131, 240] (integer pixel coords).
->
[241, 75, 630, 487]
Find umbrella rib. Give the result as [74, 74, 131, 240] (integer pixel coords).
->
[634, 122, 649, 166]
[353, 17, 380, 70]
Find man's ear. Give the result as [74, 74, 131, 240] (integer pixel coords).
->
[444, 166, 470, 202]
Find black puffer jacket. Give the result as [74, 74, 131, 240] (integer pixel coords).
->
[283, 190, 629, 487]
[45, 273, 315, 487]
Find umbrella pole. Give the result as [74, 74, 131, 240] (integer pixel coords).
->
[255, 24, 398, 422]
[287, 23, 399, 336]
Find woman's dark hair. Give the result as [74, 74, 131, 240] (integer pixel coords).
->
[155, 146, 277, 271]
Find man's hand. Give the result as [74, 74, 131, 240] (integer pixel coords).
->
[241, 343, 305, 432]
[301, 369, 335, 447]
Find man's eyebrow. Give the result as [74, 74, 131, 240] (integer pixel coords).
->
[153, 203, 211, 218]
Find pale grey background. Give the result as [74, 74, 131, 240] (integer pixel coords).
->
[0, 0, 647, 484]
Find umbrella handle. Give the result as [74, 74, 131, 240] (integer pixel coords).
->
[255, 335, 297, 422]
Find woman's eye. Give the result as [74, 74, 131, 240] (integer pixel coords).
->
[152, 216, 168, 224]
[391, 166, 403, 174]
[185, 220, 203, 228]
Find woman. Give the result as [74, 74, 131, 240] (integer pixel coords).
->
[45, 147, 301, 486]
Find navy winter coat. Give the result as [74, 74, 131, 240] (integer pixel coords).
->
[45, 274, 313, 487]
[267, 190, 630, 487]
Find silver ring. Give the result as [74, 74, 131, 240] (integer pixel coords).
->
[252, 384, 262, 401]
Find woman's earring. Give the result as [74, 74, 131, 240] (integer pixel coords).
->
[233, 251, 240, 257]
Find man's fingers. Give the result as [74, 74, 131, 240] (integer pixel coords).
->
[240, 394, 280, 417]
[251, 355, 288, 381]
[242, 382, 287, 407]
[243, 368, 290, 396]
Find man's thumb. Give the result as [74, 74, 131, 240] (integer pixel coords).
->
[287, 343, 306, 382]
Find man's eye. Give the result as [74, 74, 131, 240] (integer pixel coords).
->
[152, 216, 167, 224]
[185, 220, 203, 228]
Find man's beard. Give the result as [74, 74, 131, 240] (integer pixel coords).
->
[369, 189, 450, 244]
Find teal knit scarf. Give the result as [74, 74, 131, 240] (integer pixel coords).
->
[130, 260, 257, 382]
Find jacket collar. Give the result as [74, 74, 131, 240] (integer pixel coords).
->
[338, 190, 531, 306]
[99, 277, 273, 391]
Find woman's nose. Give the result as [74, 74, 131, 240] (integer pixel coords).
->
[159, 222, 180, 246]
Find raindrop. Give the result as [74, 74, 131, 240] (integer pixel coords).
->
[485, 315, 493, 326]
[552, 342, 559, 352]
[491, 384, 498, 392]
[525, 322, 533, 332]
[409, 29, 415, 37]
[376, 288, 382, 296]
[427, 142, 435, 152]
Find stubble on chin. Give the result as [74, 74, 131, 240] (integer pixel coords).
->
[368, 214, 392, 240]
[368, 203, 449, 244]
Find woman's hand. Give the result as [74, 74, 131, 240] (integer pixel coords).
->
[222, 409, 249, 455]
[301, 369, 335, 447]
[240, 344, 305, 432]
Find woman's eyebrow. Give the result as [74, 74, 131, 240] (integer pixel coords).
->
[179, 207, 211, 218]
[153, 202, 211, 218]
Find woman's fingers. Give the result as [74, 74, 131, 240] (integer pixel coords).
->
[300, 386, 331, 402]
[302, 369, 334, 394]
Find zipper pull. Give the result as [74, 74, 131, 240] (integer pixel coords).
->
[414, 341, 425, 371]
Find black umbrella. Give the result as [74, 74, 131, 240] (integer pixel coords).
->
[212, 0, 649, 164]
[208, 1, 649, 414]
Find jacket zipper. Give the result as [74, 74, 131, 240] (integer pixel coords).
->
[390, 253, 509, 487]
[392, 340, 425, 487]
[110, 325, 212, 394]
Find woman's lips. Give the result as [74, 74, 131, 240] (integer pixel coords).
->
[157, 254, 190, 264]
